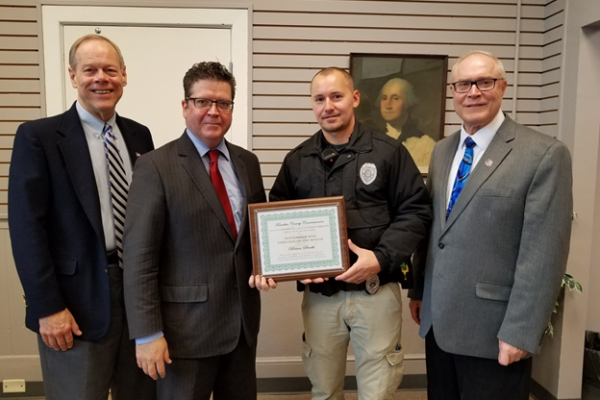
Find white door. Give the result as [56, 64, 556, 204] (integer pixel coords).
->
[63, 25, 230, 148]
[42, 6, 250, 149]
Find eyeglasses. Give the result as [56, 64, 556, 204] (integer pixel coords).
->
[449, 78, 504, 93]
[186, 98, 234, 112]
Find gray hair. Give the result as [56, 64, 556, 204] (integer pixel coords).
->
[451, 50, 507, 80]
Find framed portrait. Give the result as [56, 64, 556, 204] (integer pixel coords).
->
[350, 53, 448, 175]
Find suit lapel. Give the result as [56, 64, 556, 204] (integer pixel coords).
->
[435, 132, 460, 230]
[228, 143, 251, 244]
[56, 104, 105, 246]
[442, 117, 515, 234]
[177, 133, 236, 241]
[116, 114, 139, 166]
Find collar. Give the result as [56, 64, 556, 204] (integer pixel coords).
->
[185, 128, 231, 161]
[300, 120, 372, 156]
[76, 101, 117, 139]
[459, 109, 504, 151]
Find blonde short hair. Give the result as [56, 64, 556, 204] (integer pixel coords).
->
[69, 34, 125, 71]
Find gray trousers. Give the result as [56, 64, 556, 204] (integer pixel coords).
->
[157, 331, 257, 400]
[38, 265, 156, 400]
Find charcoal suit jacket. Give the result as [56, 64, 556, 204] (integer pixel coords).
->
[123, 132, 266, 358]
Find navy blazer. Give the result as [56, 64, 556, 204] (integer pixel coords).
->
[8, 102, 154, 341]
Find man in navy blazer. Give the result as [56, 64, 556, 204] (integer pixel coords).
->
[9, 35, 155, 400]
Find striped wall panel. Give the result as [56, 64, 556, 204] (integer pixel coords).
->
[251, 0, 561, 189]
[0, 0, 565, 199]
[0, 1, 39, 216]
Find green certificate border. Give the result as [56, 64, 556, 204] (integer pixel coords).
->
[259, 208, 340, 273]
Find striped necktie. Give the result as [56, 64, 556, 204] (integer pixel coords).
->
[103, 123, 128, 267]
[446, 136, 476, 220]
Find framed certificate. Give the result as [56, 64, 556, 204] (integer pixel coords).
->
[248, 197, 350, 281]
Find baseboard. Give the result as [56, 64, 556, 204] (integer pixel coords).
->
[257, 374, 427, 394]
[3, 377, 576, 398]
[530, 379, 581, 400]
[0, 375, 427, 398]
[0, 381, 44, 399]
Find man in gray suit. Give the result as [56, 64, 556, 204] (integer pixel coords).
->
[123, 62, 266, 400]
[408, 50, 573, 399]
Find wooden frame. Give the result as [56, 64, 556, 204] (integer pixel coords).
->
[350, 53, 448, 175]
[248, 197, 350, 282]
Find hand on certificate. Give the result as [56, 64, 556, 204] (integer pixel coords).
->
[335, 239, 381, 284]
[299, 276, 330, 285]
[249, 275, 278, 291]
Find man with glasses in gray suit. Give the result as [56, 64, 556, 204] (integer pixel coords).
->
[409, 50, 573, 399]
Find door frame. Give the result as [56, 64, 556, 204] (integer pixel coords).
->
[41, 5, 251, 149]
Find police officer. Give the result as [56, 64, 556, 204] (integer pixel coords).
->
[251, 67, 432, 400]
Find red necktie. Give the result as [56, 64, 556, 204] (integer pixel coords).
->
[208, 150, 237, 239]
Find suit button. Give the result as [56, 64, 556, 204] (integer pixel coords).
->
[105, 269, 108, 274]
[438, 243, 444, 249]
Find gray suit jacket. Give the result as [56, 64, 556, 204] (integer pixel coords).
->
[123, 132, 266, 359]
[410, 115, 572, 359]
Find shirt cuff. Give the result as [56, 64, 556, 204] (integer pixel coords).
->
[135, 331, 164, 345]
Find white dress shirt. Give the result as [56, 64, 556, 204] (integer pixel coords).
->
[446, 110, 505, 209]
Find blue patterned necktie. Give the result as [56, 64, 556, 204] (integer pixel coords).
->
[446, 137, 476, 220]
[103, 123, 128, 267]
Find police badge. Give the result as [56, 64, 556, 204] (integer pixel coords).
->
[360, 162, 377, 185]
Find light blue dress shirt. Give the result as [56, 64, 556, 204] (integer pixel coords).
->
[185, 129, 244, 232]
[77, 101, 133, 251]
[136, 130, 245, 346]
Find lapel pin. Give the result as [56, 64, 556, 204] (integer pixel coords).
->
[485, 159, 493, 167]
